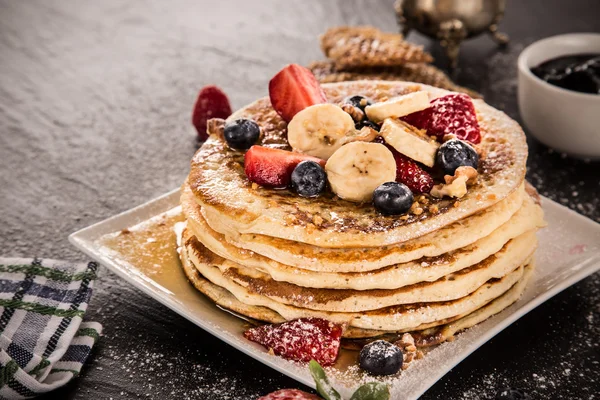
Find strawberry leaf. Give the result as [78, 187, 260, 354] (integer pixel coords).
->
[308, 360, 341, 400]
[349, 382, 390, 400]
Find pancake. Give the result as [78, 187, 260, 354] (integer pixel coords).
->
[182, 183, 528, 272]
[181, 228, 527, 332]
[345, 261, 535, 340]
[180, 241, 534, 339]
[180, 244, 286, 324]
[413, 259, 535, 346]
[189, 81, 528, 248]
[185, 197, 544, 290]
[183, 228, 536, 312]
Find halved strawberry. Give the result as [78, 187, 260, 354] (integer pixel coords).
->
[269, 64, 327, 122]
[244, 318, 342, 366]
[258, 389, 321, 400]
[393, 152, 434, 194]
[402, 93, 481, 144]
[192, 85, 232, 141]
[375, 136, 434, 194]
[244, 146, 326, 188]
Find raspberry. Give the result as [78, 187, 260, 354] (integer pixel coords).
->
[192, 85, 232, 141]
[244, 318, 342, 366]
[402, 93, 481, 144]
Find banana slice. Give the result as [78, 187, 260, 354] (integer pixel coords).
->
[380, 118, 440, 167]
[365, 91, 430, 122]
[287, 103, 356, 159]
[325, 142, 396, 202]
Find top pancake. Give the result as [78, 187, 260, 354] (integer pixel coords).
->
[189, 81, 528, 248]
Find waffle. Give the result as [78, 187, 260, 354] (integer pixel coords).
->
[320, 26, 433, 69]
[308, 60, 481, 98]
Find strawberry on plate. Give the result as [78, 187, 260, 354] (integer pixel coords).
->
[402, 93, 481, 144]
[258, 389, 321, 400]
[244, 146, 326, 188]
[192, 85, 232, 141]
[269, 64, 327, 123]
[244, 317, 342, 366]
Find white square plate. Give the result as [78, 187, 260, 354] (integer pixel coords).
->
[69, 190, 600, 399]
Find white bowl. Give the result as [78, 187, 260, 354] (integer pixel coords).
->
[517, 33, 600, 159]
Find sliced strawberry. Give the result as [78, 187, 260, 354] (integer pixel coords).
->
[402, 93, 481, 144]
[375, 136, 434, 194]
[192, 85, 232, 141]
[269, 64, 327, 122]
[258, 389, 321, 400]
[393, 152, 434, 194]
[244, 317, 342, 366]
[244, 146, 326, 188]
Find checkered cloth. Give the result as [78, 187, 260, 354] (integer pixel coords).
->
[0, 258, 102, 399]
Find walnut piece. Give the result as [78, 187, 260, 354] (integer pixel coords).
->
[207, 118, 226, 139]
[452, 166, 478, 185]
[340, 103, 365, 122]
[284, 214, 297, 225]
[338, 125, 379, 146]
[394, 333, 420, 369]
[409, 201, 424, 215]
[399, 333, 415, 347]
[313, 215, 324, 226]
[442, 133, 457, 142]
[430, 166, 478, 199]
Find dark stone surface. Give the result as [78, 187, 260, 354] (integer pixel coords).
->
[0, 0, 598, 399]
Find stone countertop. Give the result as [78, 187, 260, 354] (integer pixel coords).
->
[0, 0, 598, 399]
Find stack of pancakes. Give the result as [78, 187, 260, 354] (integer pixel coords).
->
[178, 81, 545, 342]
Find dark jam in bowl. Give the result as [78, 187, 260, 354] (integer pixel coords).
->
[531, 54, 600, 95]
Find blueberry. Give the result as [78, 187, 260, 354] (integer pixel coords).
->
[495, 387, 532, 400]
[436, 139, 479, 176]
[359, 340, 403, 376]
[355, 120, 380, 131]
[343, 95, 373, 113]
[373, 182, 413, 215]
[290, 161, 327, 197]
[223, 118, 260, 150]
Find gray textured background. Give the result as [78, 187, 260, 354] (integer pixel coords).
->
[1, 0, 599, 399]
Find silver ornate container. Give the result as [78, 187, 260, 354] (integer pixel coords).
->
[395, 0, 509, 68]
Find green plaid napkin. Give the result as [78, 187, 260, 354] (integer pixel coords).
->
[0, 258, 102, 399]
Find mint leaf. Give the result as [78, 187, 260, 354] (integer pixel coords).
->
[308, 360, 341, 400]
[349, 382, 390, 400]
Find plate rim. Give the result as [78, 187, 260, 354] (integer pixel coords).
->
[68, 188, 317, 389]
